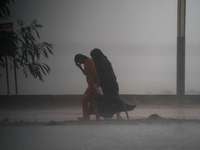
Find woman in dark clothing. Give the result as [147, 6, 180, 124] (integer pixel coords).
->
[88, 48, 136, 119]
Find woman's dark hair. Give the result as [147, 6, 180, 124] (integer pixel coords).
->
[74, 54, 88, 63]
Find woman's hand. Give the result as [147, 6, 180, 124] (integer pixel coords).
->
[76, 62, 85, 74]
[96, 81, 100, 88]
[76, 62, 81, 68]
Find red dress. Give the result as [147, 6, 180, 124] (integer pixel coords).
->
[81, 58, 100, 120]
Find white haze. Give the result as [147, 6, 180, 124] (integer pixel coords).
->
[0, 0, 200, 95]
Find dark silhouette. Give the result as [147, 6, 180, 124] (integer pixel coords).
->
[88, 48, 136, 119]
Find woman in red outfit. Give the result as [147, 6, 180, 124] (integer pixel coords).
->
[74, 54, 101, 120]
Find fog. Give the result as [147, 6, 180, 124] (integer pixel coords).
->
[0, 0, 200, 95]
[1, 123, 200, 150]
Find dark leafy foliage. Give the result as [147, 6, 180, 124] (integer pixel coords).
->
[15, 19, 53, 82]
[0, 19, 53, 81]
[0, 0, 53, 82]
[0, 0, 14, 20]
[0, 30, 17, 69]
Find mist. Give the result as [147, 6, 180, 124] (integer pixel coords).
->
[0, 0, 200, 95]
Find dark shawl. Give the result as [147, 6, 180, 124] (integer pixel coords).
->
[89, 49, 136, 118]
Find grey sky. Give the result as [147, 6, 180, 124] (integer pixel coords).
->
[0, 0, 200, 95]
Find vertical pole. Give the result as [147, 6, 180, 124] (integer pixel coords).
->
[123, 101, 129, 120]
[14, 58, 18, 94]
[5, 56, 10, 94]
[177, 0, 186, 106]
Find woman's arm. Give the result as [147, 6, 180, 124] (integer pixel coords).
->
[75, 62, 85, 75]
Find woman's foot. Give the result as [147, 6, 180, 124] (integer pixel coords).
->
[77, 116, 90, 121]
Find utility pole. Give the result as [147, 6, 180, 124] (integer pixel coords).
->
[5, 56, 10, 94]
[0, 22, 18, 94]
[177, 0, 186, 106]
[14, 57, 18, 94]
